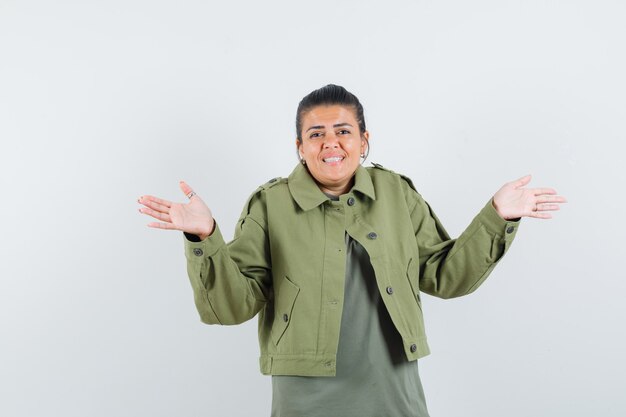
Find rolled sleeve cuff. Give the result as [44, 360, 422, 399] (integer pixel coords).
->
[478, 198, 521, 245]
[184, 222, 226, 259]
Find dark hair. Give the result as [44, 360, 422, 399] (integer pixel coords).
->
[295, 84, 367, 142]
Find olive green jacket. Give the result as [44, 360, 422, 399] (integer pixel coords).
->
[183, 163, 520, 376]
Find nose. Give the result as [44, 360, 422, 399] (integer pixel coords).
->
[323, 131, 340, 148]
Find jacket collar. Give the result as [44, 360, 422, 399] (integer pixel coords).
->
[287, 163, 376, 211]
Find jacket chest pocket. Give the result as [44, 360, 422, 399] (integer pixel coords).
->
[406, 258, 422, 308]
[271, 276, 300, 346]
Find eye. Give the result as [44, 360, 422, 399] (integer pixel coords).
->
[309, 132, 323, 139]
[338, 129, 350, 135]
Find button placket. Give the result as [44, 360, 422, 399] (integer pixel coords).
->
[321, 199, 348, 358]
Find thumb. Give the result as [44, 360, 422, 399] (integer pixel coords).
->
[179, 180, 194, 197]
[513, 174, 532, 189]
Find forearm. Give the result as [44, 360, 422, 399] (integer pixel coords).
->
[184, 221, 270, 325]
[418, 197, 520, 299]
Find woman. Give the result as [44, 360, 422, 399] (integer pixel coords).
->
[138, 84, 566, 416]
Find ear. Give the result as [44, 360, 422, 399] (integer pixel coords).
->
[361, 131, 370, 153]
[295, 138, 303, 157]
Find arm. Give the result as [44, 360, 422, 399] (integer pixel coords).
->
[411, 174, 566, 299]
[412, 194, 519, 299]
[137, 181, 272, 325]
[183, 190, 272, 325]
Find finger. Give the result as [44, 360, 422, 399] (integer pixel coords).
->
[533, 187, 557, 196]
[138, 197, 170, 214]
[138, 207, 172, 223]
[536, 195, 568, 204]
[147, 221, 179, 230]
[513, 174, 532, 188]
[139, 194, 172, 208]
[536, 203, 560, 211]
[179, 181, 197, 199]
[508, 174, 531, 189]
[529, 211, 553, 219]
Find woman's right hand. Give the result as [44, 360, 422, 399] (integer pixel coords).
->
[138, 181, 215, 240]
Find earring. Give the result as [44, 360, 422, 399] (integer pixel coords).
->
[300, 156, 306, 165]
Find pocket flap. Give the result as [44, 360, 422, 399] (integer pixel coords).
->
[406, 258, 421, 304]
[271, 276, 300, 346]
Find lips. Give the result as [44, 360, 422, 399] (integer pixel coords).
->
[322, 156, 344, 163]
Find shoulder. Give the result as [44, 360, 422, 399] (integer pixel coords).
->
[238, 176, 288, 219]
[259, 176, 288, 191]
[367, 162, 421, 194]
[366, 162, 425, 212]
[248, 176, 288, 199]
[254, 176, 289, 200]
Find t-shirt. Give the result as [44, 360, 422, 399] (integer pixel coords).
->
[270, 229, 431, 417]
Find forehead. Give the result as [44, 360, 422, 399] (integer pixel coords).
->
[302, 105, 357, 127]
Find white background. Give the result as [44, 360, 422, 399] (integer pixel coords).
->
[1, 0, 624, 416]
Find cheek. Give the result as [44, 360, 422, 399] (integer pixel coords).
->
[348, 140, 363, 153]
[303, 143, 320, 157]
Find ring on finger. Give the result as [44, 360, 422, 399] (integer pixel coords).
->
[187, 191, 196, 199]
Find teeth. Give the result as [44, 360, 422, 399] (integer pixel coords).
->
[324, 157, 343, 163]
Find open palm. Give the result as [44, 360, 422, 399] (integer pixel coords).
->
[492, 175, 567, 220]
[138, 181, 215, 239]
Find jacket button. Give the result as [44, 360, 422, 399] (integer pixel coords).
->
[367, 232, 377, 239]
[410, 344, 417, 353]
[193, 248, 203, 257]
[506, 226, 515, 234]
[282, 313, 289, 322]
[347, 197, 355, 206]
[386, 286, 393, 295]
[269, 178, 278, 183]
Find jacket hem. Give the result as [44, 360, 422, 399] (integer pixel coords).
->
[259, 340, 431, 376]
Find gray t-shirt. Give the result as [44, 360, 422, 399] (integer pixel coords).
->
[271, 222, 430, 417]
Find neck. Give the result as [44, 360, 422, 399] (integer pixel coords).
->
[317, 177, 354, 196]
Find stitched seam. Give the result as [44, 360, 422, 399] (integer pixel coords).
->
[445, 222, 484, 263]
[244, 215, 267, 233]
[204, 290, 223, 325]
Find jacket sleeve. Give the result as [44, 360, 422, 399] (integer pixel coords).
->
[183, 190, 272, 325]
[410, 189, 521, 299]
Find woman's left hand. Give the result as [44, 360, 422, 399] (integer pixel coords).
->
[492, 174, 567, 220]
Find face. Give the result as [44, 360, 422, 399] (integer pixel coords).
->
[297, 105, 369, 195]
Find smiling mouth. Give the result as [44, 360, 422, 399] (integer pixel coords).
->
[323, 156, 344, 164]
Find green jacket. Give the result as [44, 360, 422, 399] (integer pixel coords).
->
[183, 163, 520, 376]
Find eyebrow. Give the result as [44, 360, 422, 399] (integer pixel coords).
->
[306, 123, 353, 133]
